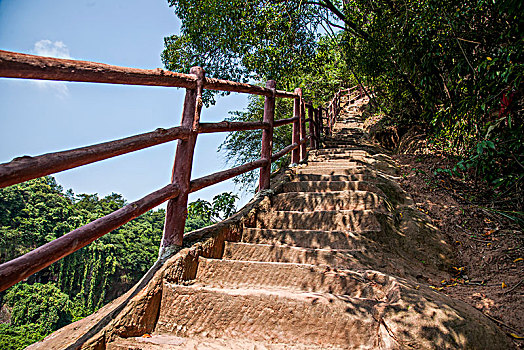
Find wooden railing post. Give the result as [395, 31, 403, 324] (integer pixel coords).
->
[307, 103, 315, 149]
[316, 107, 322, 148]
[161, 66, 204, 252]
[299, 95, 307, 161]
[258, 80, 276, 191]
[291, 88, 302, 164]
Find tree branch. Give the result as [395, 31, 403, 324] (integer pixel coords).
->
[305, 0, 370, 40]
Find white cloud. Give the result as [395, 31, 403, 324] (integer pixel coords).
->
[32, 40, 72, 97]
[34, 39, 72, 59]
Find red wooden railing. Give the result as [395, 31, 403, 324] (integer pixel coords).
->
[0, 50, 355, 292]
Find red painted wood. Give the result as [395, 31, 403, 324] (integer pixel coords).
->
[291, 88, 302, 164]
[0, 50, 297, 99]
[273, 116, 299, 127]
[316, 107, 322, 148]
[198, 121, 268, 133]
[259, 80, 276, 191]
[271, 143, 299, 162]
[307, 104, 315, 149]
[300, 98, 307, 161]
[0, 126, 190, 189]
[318, 108, 322, 148]
[0, 183, 180, 292]
[205, 76, 295, 99]
[162, 66, 205, 248]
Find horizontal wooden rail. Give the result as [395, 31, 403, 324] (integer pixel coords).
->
[0, 50, 296, 98]
[0, 126, 191, 189]
[0, 183, 180, 292]
[0, 50, 347, 293]
[205, 77, 295, 99]
[273, 116, 299, 127]
[190, 159, 268, 193]
[271, 143, 299, 162]
[198, 121, 269, 133]
[271, 137, 309, 162]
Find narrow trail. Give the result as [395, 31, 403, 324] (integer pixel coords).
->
[33, 95, 513, 349]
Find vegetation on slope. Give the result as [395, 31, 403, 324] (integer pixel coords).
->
[0, 177, 237, 348]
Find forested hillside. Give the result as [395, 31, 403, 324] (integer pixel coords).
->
[0, 177, 236, 349]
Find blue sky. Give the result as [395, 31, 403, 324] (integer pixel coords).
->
[0, 0, 252, 208]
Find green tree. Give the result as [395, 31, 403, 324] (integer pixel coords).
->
[4, 283, 73, 334]
[0, 324, 44, 350]
[185, 192, 239, 232]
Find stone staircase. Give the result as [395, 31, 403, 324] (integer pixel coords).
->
[31, 95, 512, 349]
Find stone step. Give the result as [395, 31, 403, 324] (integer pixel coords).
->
[251, 209, 385, 231]
[312, 147, 383, 155]
[289, 176, 410, 207]
[332, 126, 364, 131]
[307, 158, 394, 168]
[107, 334, 335, 349]
[271, 191, 384, 211]
[223, 242, 363, 268]
[195, 257, 380, 297]
[241, 227, 374, 250]
[153, 274, 512, 349]
[281, 180, 382, 193]
[310, 149, 371, 157]
[324, 139, 362, 145]
[154, 284, 378, 347]
[297, 165, 371, 176]
[322, 143, 379, 150]
[306, 160, 399, 176]
[331, 130, 364, 136]
[295, 173, 377, 182]
[298, 164, 399, 177]
[310, 153, 393, 163]
[297, 166, 381, 177]
[332, 132, 364, 137]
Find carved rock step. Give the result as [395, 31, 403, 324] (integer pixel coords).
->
[223, 242, 363, 268]
[153, 275, 511, 349]
[316, 153, 393, 161]
[331, 132, 364, 137]
[331, 129, 364, 135]
[334, 116, 362, 121]
[252, 209, 385, 231]
[334, 126, 362, 131]
[241, 227, 376, 250]
[108, 334, 334, 349]
[195, 258, 378, 296]
[154, 284, 378, 347]
[324, 139, 362, 145]
[309, 155, 394, 166]
[297, 165, 371, 176]
[307, 158, 396, 168]
[305, 161, 399, 176]
[295, 173, 381, 182]
[297, 165, 399, 177]
[322, 143, 381, 150]
[281, 180, 382, 193]
[271, 191, 385, 211]
[310, 149, 371, 157]
[311, 146, 384, 155]
[330, 131, 364, 137]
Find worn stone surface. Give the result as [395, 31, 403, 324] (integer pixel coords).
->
[31, 94, 513, 349]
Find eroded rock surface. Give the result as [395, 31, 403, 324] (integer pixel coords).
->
[30, 95, 513, 349]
